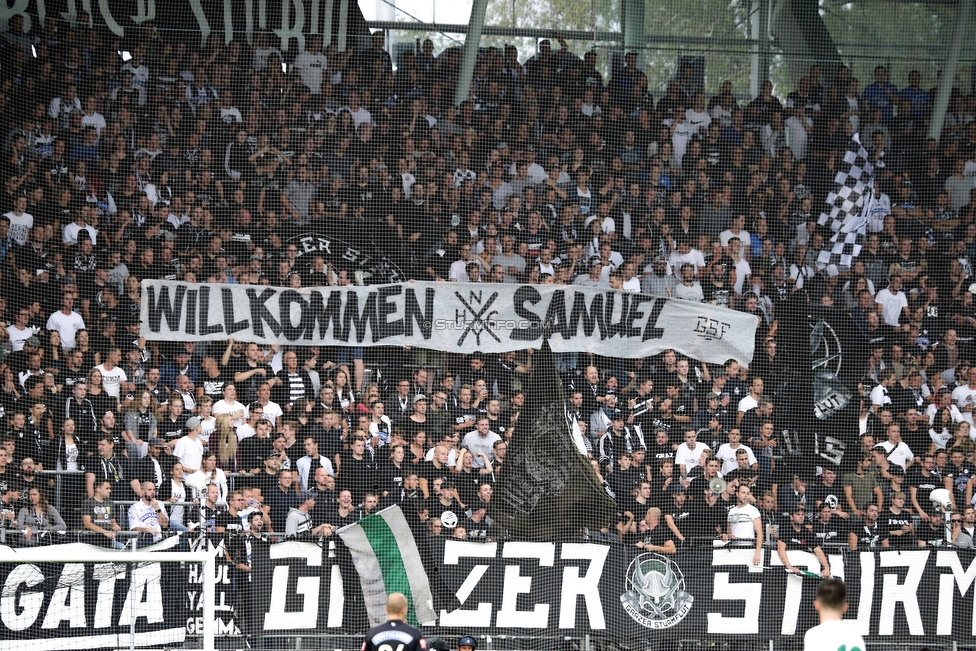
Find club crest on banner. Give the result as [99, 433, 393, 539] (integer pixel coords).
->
[620, 553, 693, 629]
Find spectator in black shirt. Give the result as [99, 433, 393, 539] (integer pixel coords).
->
[848, 503, 882, 550]
[336, 435, 375, 502]
[664, 486, 693, 544]
[634, 507, 676, 554]
[882, 491, 916, 548]
[777, 504, 830, 577]
[240, 418, 274, 474]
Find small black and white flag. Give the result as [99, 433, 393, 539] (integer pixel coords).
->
[816, 133, 879, 272]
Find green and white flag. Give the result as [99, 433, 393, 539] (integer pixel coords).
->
[337, 505, 437, 626]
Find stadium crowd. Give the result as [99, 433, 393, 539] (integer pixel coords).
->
[0, 18, 974, 568]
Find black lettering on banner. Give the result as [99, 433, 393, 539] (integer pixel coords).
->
[568, 292, 605, 338]
[624, 295, 652, 338]
[185, 289, 198, 336]
[403, 288, 435, 339]
[247, 288, 283, 338]
[694, 316, 731, 341]
[605, 292, 632, 338]
[279, 290, 310, 341]
[342, 291, 379, 343]
[221, 287, 250, 336]
[376, 285, 404, 339]
[199, 286, 224, 336]
[145, 284, 187, 333]
[303, 291, 344, 341]
[542, 290, 569, 339]
[642, 298, 666, 340]
[510, 286, 543, 341]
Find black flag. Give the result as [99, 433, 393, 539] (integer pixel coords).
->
[489, 342, 616, 538]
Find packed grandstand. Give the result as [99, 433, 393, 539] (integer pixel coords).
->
[0, 10, 973, 583]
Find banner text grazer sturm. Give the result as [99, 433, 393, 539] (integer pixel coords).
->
[242, 543, 975, 645]
[140, 280, 759, 364]
[5, 545, 974, 647]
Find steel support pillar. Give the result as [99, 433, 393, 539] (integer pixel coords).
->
[750, 0, 770, 98]
[622, 0, 645, 51]
[453, 0, 489, 106]
[928, 0, 975, 141]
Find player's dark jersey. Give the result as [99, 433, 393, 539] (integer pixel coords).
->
[361, 619, 427, 651]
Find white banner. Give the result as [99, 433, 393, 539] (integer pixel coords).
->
[140, 280, 757, 364]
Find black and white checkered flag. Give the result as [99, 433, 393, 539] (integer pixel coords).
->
[816, 134, 878, 272]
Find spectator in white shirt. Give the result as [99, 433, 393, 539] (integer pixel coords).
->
[674, 429, 711, 478]
[173, 416, 205, 474]
[46, 294, 86, 350]
[292, 35, 329, 94]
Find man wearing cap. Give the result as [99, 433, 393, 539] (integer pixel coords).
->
[461, 415, 501, 469]
[285, 490, 333, 537]
[691, 391, 735, 438]
[777, 504, 830, 577]
[172, 416, 204, 474]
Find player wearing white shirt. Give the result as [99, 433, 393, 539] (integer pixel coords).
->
[726, 484, 763, 566]
[803, 578, 865, 651]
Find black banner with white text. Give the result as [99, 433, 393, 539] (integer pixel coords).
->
[6, 544, 972, 646]
[0, 559, 186, 651]
[247, 542, 973, 644]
